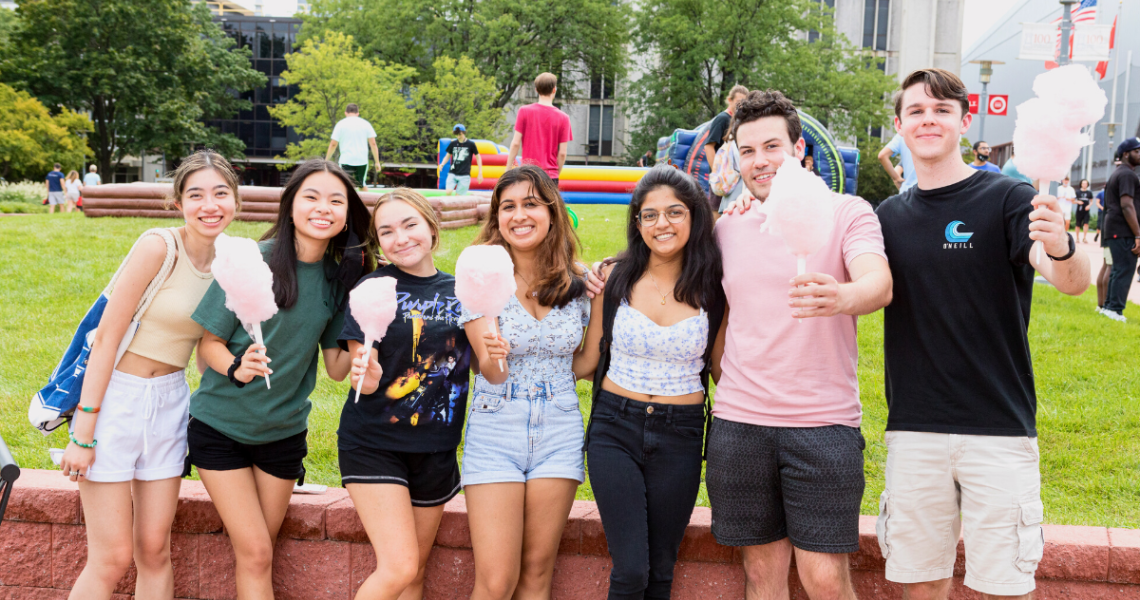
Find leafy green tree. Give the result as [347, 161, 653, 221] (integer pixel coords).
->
[627, 0, 896, 164]
[1, 0, 264, 176]
[0, 83, 91, 180]
[0, 8, 17, 50]
[413, 55, 507, 147]
[301, 0, 629, 107]
[269, 31, 416, 166]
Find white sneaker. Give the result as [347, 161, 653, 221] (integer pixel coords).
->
[1102, 310, 1128, 322]
[1096, 306, 1105, 314]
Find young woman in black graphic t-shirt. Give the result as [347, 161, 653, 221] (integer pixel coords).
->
[1074, 179, 1094, 243]
[339, 188, 472, 600]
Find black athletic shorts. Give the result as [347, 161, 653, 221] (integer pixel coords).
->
[1075, 210, 1090, 227]
[338, 444, 461, 507]
[186, 417, 307, 483]
[705, 418, 865, 553]
[341, 163, 368, 187]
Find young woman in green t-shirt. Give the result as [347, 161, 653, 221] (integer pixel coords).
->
[188, 160, 375, 599]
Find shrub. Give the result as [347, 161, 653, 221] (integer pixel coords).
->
[0, 201, 47, 214]
[0, 181, 48, 204]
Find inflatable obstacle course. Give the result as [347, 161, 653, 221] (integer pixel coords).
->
[82, 184, 490, 230]
[437, 138, 647, 204]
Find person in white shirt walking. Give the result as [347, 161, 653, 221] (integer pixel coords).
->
[1058, 176, 1076, 232]
[327, 103, 381, 191]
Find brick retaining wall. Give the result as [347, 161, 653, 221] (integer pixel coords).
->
[1, 469, 1137, 599]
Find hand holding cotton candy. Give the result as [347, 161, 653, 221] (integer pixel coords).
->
[347, 276, 398, 403]
[454, 245, 517, 370]
[765, 155, 836, 276]
[211, 234, 278, 389]
[1013, 65, 1106, 264]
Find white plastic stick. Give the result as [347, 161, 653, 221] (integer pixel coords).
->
[796, 256, 806, 324]
[487, 319, 504, 371]
[353, 336, 373, 404]
[1036, 180, 1052, 266]
[251, 322, 270, 389]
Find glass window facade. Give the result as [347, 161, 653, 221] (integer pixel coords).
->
[862, 0, 890, 51]
[208, 16, 302, 159]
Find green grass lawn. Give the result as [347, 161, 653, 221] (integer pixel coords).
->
[2, 211, 1138, 527]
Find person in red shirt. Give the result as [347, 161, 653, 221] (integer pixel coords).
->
[507, 73, 573, 183]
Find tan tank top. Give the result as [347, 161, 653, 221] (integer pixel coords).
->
[126, 229, 214, 368]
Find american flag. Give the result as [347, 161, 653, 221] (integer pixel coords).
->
[1052, 0, 1098, 25]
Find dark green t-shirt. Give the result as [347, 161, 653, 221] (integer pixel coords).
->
[190, 242, 345, 445]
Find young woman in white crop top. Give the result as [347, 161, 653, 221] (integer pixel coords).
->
[58, 151, 240, 600]
[576, 165, 725, 600]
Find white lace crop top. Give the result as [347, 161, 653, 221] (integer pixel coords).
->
[606, 301, 709, 396]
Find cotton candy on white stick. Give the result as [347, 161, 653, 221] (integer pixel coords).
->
[211, 234, 279, 389]
[764, 155, 836, 321]
[1014, 66, 1107, 264]
[454, 245, 517, 370]
[347, 277, 398, 403]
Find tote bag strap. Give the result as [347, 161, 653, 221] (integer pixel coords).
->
[102, 228, 180, 321]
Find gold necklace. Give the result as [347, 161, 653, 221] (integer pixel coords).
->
[516, 271, 538, 298]
[647, 271, 672, 305]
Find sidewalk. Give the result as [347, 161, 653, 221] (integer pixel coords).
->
[1076, 240, 1140, 306]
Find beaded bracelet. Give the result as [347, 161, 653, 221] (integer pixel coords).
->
[77, 405, 100, 413]
[69, 433, 97, 449]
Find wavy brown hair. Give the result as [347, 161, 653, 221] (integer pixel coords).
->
[475, 165, 585, 308]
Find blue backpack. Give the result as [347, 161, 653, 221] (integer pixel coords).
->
[29, 229, 178, 433]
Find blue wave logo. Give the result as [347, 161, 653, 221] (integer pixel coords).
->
[945, 221, 974, 243]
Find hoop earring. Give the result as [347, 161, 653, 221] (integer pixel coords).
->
[343, 222, 348, 232]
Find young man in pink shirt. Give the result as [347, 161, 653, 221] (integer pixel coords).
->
[507, 72, 572, 182]
[709, 90, 893, 599]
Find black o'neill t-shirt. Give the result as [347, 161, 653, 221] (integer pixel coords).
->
[875, 170, 1038, 437]
[444, 139, 479, 177]
[1103, 163, 1140, 239]
[338, 265, 472, 453]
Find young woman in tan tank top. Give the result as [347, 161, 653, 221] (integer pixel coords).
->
[59, 151, 241, 600]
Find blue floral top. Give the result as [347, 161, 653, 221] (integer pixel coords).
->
[606, 301, 708, 396]
[459, 293, 590, 385]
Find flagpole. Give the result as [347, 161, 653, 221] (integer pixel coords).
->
[1106, 1, 1122, 186]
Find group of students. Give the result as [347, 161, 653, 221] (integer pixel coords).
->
[57, 66, 1088, 600]
[45, 163, 101, 214]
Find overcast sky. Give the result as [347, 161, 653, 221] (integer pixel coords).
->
[253, 0, 1019, 54]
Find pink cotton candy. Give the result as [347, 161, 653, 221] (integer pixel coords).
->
[765, 156, 836, 268]
[211, 234, 278, 325]
[1032, 65, 1108, 132]
[454, 245, 517, 318]
[1012, 98, 1086, 183]
[349, 277, 398, 342]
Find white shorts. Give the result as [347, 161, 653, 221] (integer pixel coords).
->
[446, 173, 472, 195]
[877, 431, 1044, 596]
[78, 370, 191, 482]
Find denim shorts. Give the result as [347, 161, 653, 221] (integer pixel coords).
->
[461, 375, 585, 485]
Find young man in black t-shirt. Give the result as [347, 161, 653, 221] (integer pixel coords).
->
[874, 68, 1090, 600]
[439, 124, 483, 195]
[1100, 137, 1140, 321]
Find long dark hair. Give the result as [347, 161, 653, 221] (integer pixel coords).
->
[475, 165, 585, 307]
[260, 160, 375, 309]
[608, 166, 722, 311]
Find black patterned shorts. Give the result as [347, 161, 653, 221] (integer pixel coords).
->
[705, 418, 865, 553]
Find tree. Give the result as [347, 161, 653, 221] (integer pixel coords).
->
[0, 8, 17, 50]
[0, 83, 91, 180]
[301, 0, 630, 108]
[269, 31, 416, 166]
[1, 0, 264, 176]
[627, 0, 897, 164]
[413, 55, 507, 147]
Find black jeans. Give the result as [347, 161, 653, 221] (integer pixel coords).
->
[586, 390, 705, 600]
[1105, 236, 1138, 313]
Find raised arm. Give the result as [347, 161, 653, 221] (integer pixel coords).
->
[1028, 194, 1091, 296]
[463, 317, 511, 385]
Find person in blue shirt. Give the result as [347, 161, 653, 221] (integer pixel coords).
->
[1000, 150, 1035, 186]
[878, 133, 916, 192]
[969, 141, 1001, 173]
[45, 163, 66, 214]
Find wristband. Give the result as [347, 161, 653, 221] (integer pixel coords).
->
[227, 354, 247, 388]
[1046, 234, 1077, 262]
[69, 433, 97, 449]
[77, 405, 100, 413]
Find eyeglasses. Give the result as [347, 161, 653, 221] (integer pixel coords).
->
[637, 207, 689, 226]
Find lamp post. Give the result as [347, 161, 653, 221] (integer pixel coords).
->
[969, 60, 1005, 142]
[1059, 0, 1076, 67]
[1106, 122, 1119, 184]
